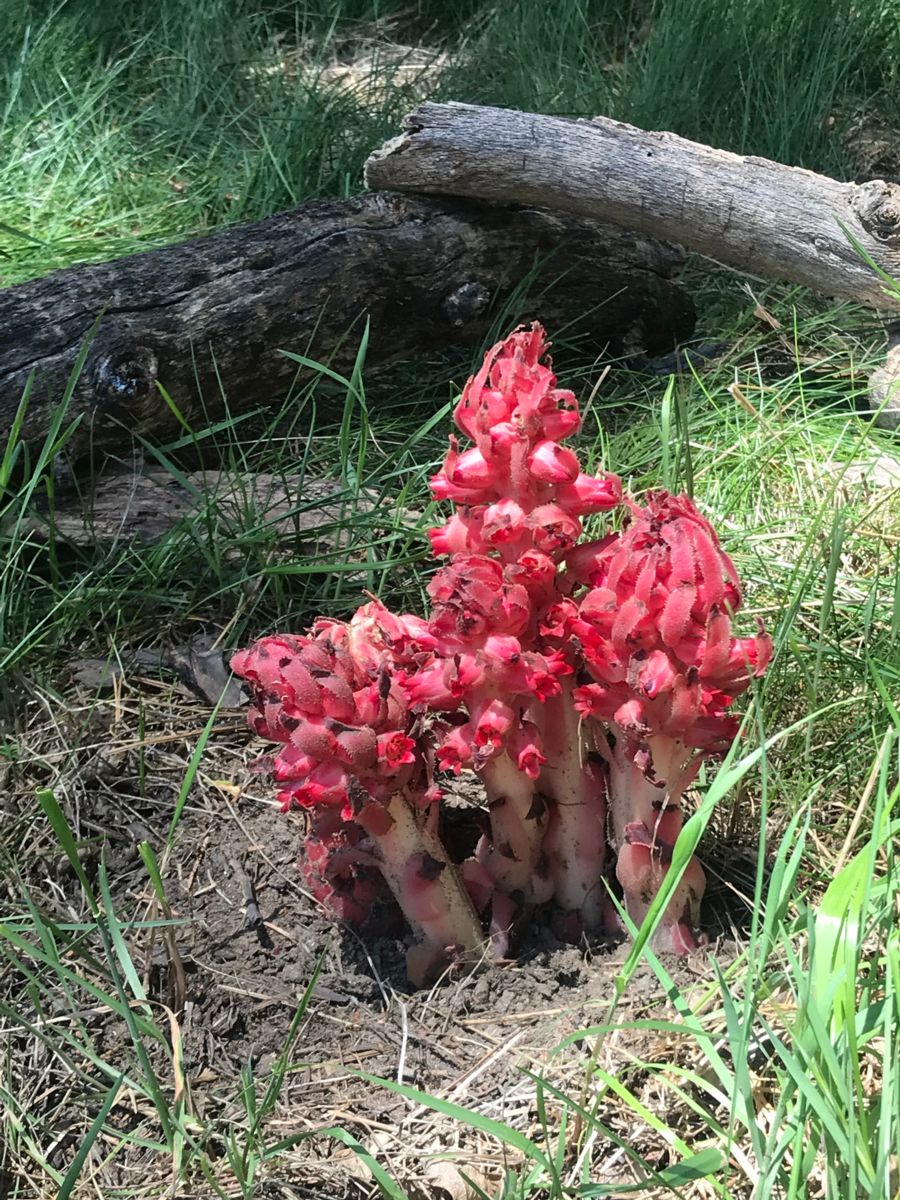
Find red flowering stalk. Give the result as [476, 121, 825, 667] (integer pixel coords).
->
[423, 323, 622, 928]
[534, 680, 611, 934]
[404, 554, 569, 910]
[231, 604, 484, 985]
[567, 492, 772, 951]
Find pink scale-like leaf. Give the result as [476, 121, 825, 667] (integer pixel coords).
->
[623, 820, 653, 847]
[485, 420, 521, 454]
[332, 724, 378, 771]
[400, 854, 451, 916]
[724, 632, 773, 683]
[560, 539, 602, 585]
[661, 521, 697, 587]
[401, 660, 460, 709]
[450, 446, 494, 490]
[658, 583, 697, 647]
[354, 797, 396, 838]
[613, 697, 650, 735]
[698, 610, 733, 679]
[429, 509, 486, 556]
[683, 713, 741, 750]
[289, 718, 337, 760]
[557, 471, 622, 516]
[272, 746, 317, 780]
[611, 595, 647, 651]
[541, 407, 581, 441]
[633, 648, 677, 698]
[689, 523, 727, 608]
[576, 586, 617, 628]
[528, 440, 581, 483]
[481, 634, 523, 662]
[633, 557, 659, 604]
[607, 533, 649, 596]
[666, 672, 703, 733]
[316, 674, 356, 722]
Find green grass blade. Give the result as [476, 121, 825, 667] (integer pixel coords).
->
[36, 789, 98, 914]
[57, 1074, 124, 1200]
[350, 1071, 550, 1168]
[97, 857, 150, 1010]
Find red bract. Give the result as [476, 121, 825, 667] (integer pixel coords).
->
[567, 491, 772, 951]
[300, 807, 396, 927]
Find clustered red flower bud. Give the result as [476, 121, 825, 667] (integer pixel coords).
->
[567, 492, 771, 746]
[404, 555, 569, 777]
[429, 323, 621, 569]
[232, 323, 772, 983]
[231, 608, 419, 817]
[231, 603, 484, 985]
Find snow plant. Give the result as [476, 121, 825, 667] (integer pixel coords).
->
[232, 324, 771, 985]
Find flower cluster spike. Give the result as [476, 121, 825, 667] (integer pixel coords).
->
[231, 322, 773, 985]
[231, 604, 484, 985]
[565, 491, 772, 950]
[429, 322, 621, 572]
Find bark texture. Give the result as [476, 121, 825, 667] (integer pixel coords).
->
[365, 102, 900, 312]
[0, 191, 693, 459]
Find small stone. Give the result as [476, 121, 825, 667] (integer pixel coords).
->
[867, 330, 900, 432]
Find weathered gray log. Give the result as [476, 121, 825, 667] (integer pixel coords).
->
[0, 191, 694, 460]
[365, 102, 900, 312]
[24, 469, 376, 547]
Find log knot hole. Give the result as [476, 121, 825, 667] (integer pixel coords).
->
[91, 342, 160, 415]
[850, 180, 900, 245]
[442, 281, 490, 327]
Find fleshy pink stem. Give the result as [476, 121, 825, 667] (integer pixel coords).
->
[605, 731, 705, 952]
[535, 680, 609, 932]
[356, 788, 485, 986]
[477, 751, 553, 905]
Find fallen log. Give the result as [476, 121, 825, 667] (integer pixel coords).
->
[23, 469, 376, 547]
[0, 192, 693, 461]
[365, 102, 900, 313]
